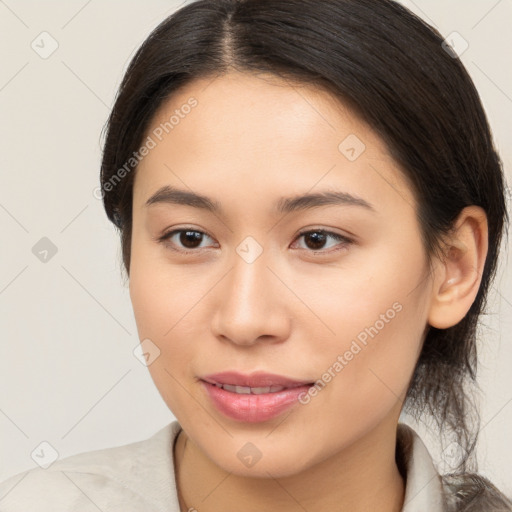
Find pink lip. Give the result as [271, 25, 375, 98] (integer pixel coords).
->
[201, 371, 312, 388]
[200, 371, 314, 423]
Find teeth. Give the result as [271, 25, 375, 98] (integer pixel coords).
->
[217, 384, 286, 394]
[221, 384, 249, 393]
[251, 386, 272, 394]
[245, 385, 286, 394]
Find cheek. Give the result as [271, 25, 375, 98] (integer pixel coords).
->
[129, 263, 199, 419]
[129, 235, 195, 336]
[305, 240, 426, 346]
[292, 294, 425, 459]
[129, 259, 198, 362]
[128, 242, 216, 411]
[302, 236, 428, 408]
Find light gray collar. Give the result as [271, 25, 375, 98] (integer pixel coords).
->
[397, 422, 447, 511]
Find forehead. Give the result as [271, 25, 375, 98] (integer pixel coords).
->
[134, 71, 415, 212]
[144, 71, 387, 155]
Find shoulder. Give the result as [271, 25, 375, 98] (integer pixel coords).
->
[396, 423, 512, 512]
[441, 473, 512, 512]
[0, 421, 182, 512]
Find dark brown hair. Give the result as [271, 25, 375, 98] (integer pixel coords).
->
[100, 0, 508, 480]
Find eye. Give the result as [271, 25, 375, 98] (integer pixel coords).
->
[156, 227, 353, 255]
[157, 228, 217, 253]
[292, 229, 353, 254]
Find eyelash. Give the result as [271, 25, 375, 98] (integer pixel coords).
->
[157, 227, 353, 255]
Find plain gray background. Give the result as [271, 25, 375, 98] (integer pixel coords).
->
[1, 0, 511, 495]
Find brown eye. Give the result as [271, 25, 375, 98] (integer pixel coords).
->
[178, 230, 204, 249]
[303, 231, 328, 250]
[158, 228, 216, 253]
[294, 229, 353, 253]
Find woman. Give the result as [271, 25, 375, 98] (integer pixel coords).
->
[1, 0, 510, 510]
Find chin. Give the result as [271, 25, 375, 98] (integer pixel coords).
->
[202, 436, 318, 479]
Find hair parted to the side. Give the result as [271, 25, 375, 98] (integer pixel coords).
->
[100, 0, 508, 490]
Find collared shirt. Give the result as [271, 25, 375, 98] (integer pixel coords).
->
[396, 422, 447, 511]
[0, 421, 509, 511]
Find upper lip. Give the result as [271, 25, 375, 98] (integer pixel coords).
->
[201, 371, 313, 389]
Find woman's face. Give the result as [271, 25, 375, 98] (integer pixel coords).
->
[129, 71, 433, 477]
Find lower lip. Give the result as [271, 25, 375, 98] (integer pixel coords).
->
[201, 381, 312, 422]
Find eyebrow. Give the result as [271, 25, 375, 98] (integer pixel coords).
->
[144, 185, 375, 215]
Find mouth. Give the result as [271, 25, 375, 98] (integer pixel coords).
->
[199, 371, 315, 422]
[205, 382, 294, 394]
[201, 370, 314, 390]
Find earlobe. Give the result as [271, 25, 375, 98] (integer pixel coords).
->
[427, 206, 488, 329]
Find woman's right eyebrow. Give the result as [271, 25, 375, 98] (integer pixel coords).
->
[144, 185, 376, 216]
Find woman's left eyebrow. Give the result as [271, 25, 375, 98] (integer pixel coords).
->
[144, 185, 376, 215]
[276, 190, 375, 214]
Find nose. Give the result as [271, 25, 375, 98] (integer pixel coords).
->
[210, 245, 291, 347]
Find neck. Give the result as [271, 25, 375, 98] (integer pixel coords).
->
[173, 418, 405, 512]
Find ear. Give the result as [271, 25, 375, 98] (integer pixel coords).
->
[427, 206, 488, 329]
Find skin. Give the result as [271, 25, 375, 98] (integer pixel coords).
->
[128, 71, 488, 512]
